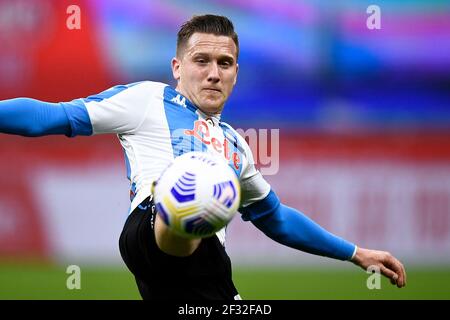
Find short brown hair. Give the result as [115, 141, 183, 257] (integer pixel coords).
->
[177, 14, 239, 58]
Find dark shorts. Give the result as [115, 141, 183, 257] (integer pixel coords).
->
[118, 195, 239, 300]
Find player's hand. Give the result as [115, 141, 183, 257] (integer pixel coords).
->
[351, 247, 407, 288]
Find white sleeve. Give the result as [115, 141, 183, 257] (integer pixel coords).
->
[83, 82, 158, 135]
[235, 132, 271, 208]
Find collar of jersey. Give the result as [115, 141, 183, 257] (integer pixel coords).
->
[196, 108, 221, 126]
[171, 86, 222, 124]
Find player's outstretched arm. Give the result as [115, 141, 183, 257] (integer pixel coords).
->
[241, 190, 407, 287]
[351, 247, 407, 288]
[241, 190, 356, 261]
[0, 98, 72, 136]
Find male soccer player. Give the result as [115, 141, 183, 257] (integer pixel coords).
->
[0, 15, 406, 300]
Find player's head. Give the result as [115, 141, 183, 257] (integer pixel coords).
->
[172, 14, 239, 116]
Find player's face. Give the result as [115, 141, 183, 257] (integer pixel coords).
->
[172, 33, 239, 115]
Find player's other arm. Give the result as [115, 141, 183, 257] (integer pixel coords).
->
[0, 83, 152, 137]
[0, 98, 91, 137]
[240, 190, 406, 288]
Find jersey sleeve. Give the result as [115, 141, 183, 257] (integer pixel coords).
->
[77, 82, 157, 135]
[235, 132, 271, 208]
[0, 98, 72, 137]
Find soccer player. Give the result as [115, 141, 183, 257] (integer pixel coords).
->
[0, 15, 406, 300]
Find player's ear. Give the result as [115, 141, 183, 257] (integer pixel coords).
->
[233, 63, 239, 85]
[171, 57, 181, 81]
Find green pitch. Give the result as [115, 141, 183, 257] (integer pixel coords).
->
[234, 266, 450, 300]
[0, 262, 449, 299]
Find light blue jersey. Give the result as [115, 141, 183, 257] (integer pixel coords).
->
[65, 81, 270, 220]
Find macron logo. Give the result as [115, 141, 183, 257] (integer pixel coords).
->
[171, 94, 187, 108]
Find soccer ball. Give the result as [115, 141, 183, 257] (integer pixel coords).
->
[153, 151, 241, 238]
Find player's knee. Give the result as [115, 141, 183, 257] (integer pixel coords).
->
[154, 214, 201, 257]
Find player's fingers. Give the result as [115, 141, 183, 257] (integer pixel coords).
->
[398, 258, 407, 286]
[379, 265, 398, 285]
[386, 257, 406, 288]
[397, 262, 407, 287]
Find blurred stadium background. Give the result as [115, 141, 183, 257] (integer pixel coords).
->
[1, 0, 450, 299]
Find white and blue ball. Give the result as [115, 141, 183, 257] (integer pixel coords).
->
[153, 151, 241, 238]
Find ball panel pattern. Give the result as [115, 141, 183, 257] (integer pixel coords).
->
[170, 171, 196, 203]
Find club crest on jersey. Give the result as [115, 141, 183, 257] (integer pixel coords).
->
[171, 94, 187, 108]
[184, 120, 241, 170]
